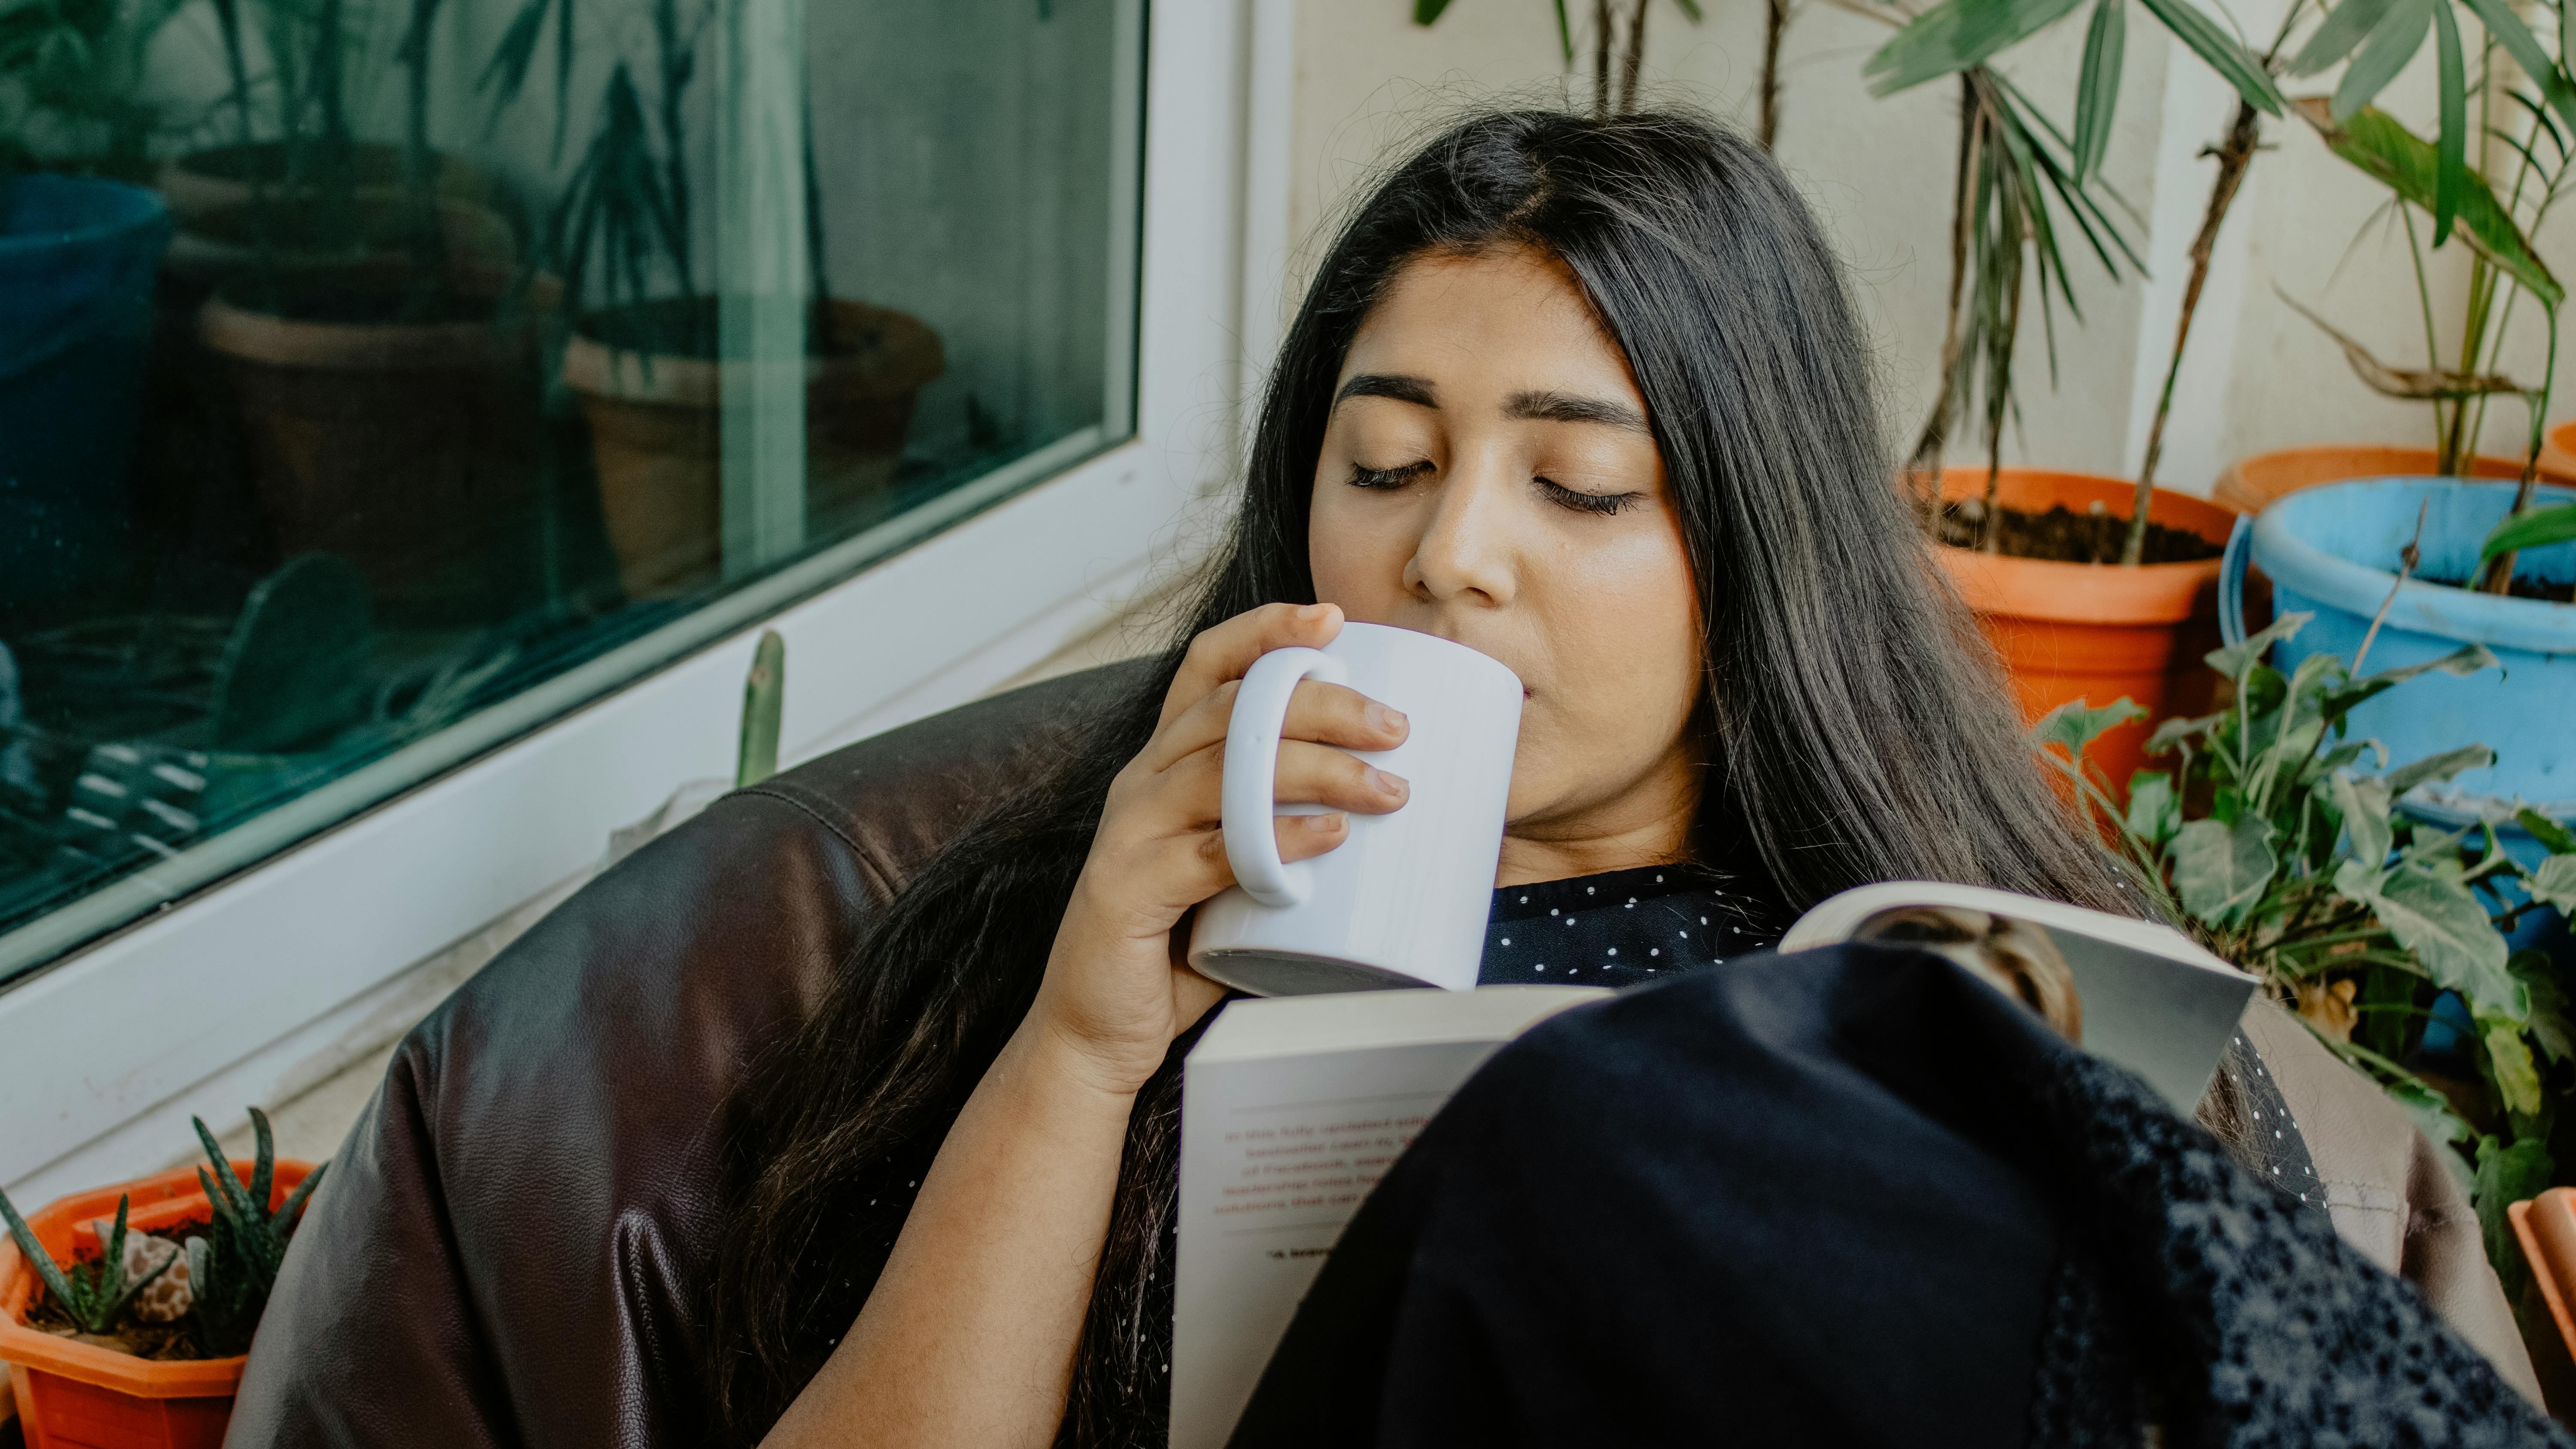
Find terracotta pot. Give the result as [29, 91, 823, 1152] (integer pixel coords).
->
[1935, 468, 2241, 794]
[0, 1159, 315, 1449]
[2545, 419, 2576, 481]
[156, 142, 493, 222]
[563, 297, 944, 598]
[2215, 444, 2573, 516]
[199, 271, 546, 625]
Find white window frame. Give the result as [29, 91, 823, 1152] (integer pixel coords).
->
[2, 0, 1289, 1203]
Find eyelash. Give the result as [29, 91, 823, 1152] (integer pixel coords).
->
[1345, 464, 1640, 517]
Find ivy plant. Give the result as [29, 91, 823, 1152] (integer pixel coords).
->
[2041, 611, 2576, 1288]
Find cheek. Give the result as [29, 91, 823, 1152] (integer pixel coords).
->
[1306, 484, 1411, 606]
[1533, 526, 1701, 744]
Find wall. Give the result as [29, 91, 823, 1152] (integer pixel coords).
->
[1285, 0, 2565, 496]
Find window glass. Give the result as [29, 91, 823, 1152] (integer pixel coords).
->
[0, 0, 1140, 980]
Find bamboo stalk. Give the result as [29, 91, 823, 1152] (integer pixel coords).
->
[1760, 0, 1787, 149]
[2122, 100, 2260, 565]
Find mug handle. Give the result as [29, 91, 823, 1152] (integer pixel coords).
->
[1222, 645, 1354, 908]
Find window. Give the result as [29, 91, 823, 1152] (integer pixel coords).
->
[0, 0, 1143, 984]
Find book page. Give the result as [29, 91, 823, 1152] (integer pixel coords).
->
[1170, 1037, 1502, 1449]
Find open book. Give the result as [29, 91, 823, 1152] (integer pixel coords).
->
[1167, 881, 2257, 1449]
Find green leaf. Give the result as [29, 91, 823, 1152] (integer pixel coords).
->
[2518, 808, 2576, 855]
[2337, 858, 2521, 1015]
[2389, 1073, 2478, 1145]
[2429, 0, 2465, 244]
[2206, 610, 2312, 680]
[0, 1186, 83, 1333]
[1413, 0, 1451, 18]
[1865, 0, 2092, 96]
[2478, 501, 2576, 561]
[2032, 696, 2148, 761]
[2383, 743, 2498, 795]
[2454, 0, 2576, 141]
[2126, 770, 2180, 845]
[1669, 0, 1706, 20]
[2138, 0, 2283, 114]
[2145, 710, 2221, 757]
[2530, 855, 2576, 913]
[2288, 0, 2399, 76]
[2477, 1132, 2555, 1288]
[2485, 1019, 2545, 1114]
[2330, 769, 2396, 865]
[2303, 101, 2565, 310]
[2334, 0, 2433, 123]
[2175, 814, 2278, 924]
[1553, 0, 1573, 61]
[2073, 0, 2126, 180]
[2515, 951, 2575, 1062]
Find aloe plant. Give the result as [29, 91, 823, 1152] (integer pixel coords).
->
[735, 628, 784, 788]
[185, 1105, 325, 1355]
[2040, 616, 2576, 1287]
[0, 1188, 174, 1337]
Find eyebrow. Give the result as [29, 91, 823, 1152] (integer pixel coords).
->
[1503, 388, 1650, 433]
[1335, 373, 1438, 407]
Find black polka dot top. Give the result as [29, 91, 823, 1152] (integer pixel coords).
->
[1478, 863, 1787, 988]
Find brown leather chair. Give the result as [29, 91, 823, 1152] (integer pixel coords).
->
[225, 662, 1148, 1448]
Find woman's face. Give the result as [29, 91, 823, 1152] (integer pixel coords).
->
[1308, 247, 1704, 872]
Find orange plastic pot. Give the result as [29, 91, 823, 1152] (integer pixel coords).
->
[2545, 420, 2576, 481]
[0, 1159, 314, 1449]
[1936, 469, 2239, 794]
[2215, 444, 2573, 515]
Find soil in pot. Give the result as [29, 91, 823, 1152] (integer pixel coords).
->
[19, 1218, 211, 1364]
[1935, 499, 2223, 564]
[565, 295, 944, 598]
[200, 267, 545, 626]
[1932, 469, 2240, 797]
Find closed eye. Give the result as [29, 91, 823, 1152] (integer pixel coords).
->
[1537, 477, 1641, 516]
[1348, 461, 1434, 490]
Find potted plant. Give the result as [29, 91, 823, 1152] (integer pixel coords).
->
[482, 0, 942, 598]
[181, 0, 548, 627]
[0, 1109, 323, 1449]
[1852, 0, 2232, 788]
[2040, 619, 2576, 1292]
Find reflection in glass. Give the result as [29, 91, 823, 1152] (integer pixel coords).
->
[0, 0, 1137, 978]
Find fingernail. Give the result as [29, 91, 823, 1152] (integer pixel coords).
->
[1309, 811, 1347, 832]
[1371, 769, 1408, 799]
[1297, 603, 1330, 621]
[1370, 703, 1408, 735]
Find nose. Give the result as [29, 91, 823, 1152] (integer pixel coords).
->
[1402, 460, 1519, 607]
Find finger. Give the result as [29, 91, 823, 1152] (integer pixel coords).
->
[1158, 601, 1343, 730]
[1182, 811, 1350, 881]
[1270, 740, 1408, 814]
[1143, 677, 1405, 774]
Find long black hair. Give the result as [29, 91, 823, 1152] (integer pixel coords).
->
[708, 107, 2132, 1446]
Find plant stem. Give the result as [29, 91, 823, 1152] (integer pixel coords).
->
[2479, 312, 2559, 592]
[1617, 0, 1648, 114]
[1759, 0, 1788, 149]
[1592, 0, 1613, 119]
[1912, 72, 1982, 527]
[2352, 497, 2427, 672]
[2123, 99, 2262, 565]
[2400, 203, 2451, 465]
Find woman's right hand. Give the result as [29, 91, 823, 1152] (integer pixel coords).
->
[1026, 602, 1411, 1096]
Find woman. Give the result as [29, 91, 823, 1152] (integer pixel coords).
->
[710, 107, 2141, 1448]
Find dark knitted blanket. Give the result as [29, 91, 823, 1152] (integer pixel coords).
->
[1226, 943, 2570, 1449]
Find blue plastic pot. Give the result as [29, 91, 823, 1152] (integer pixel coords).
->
[2222, 476, 2576, 806]
[0, 173, 174, 631]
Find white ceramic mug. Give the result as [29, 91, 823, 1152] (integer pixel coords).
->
[1187, 622, 1522, 994]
